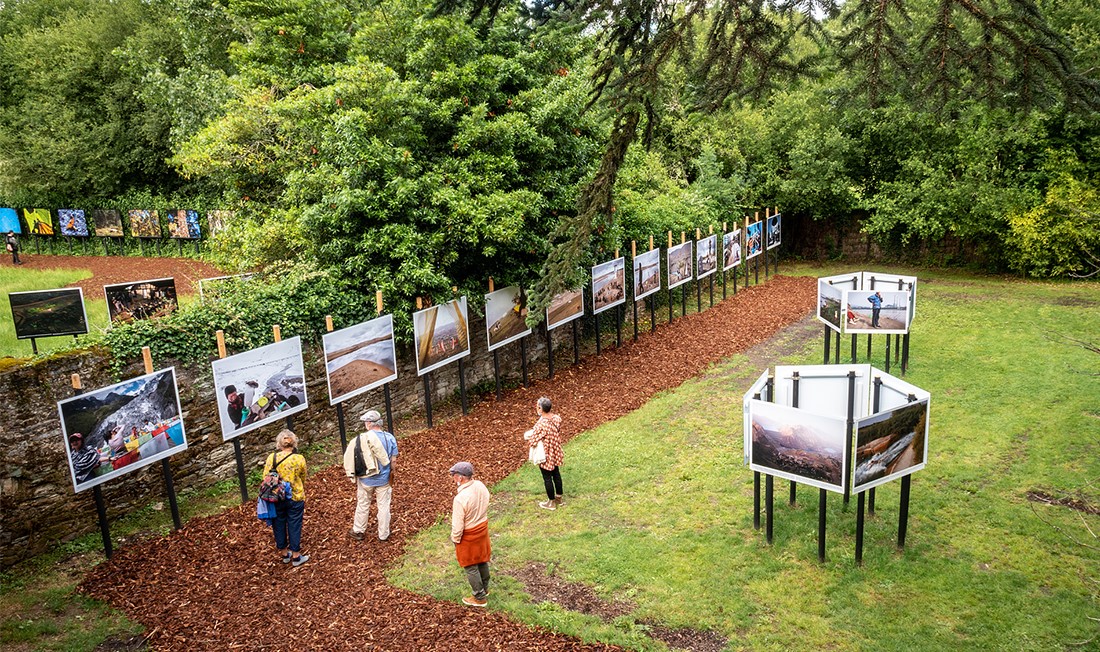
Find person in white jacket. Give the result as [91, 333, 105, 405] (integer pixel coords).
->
[343, 410, 396, 541]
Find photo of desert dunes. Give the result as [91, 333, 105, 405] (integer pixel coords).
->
[323, 314, 398, 402]
[592, 258, 625, 314]
[547, 288, 584, 329]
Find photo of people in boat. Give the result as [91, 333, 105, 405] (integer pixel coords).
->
[212, 337, 309, 440]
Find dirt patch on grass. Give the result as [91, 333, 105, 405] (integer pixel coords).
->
[508, 562, 635, 620]
[1026, 490, 1100, 515]
[640, 621, 728, 652]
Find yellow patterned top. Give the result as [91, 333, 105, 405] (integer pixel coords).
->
[263, 452, 307, 501]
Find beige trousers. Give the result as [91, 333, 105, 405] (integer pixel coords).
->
[353, 481, 392, 540]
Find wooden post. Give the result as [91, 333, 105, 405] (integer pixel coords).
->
[273, 325, 281, 342]
[142, 347, 181, 531]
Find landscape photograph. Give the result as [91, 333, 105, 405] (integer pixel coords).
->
[853, 398, 930, 491]
[92, 209, 124, 237]
[485, 285, 530, 351]
[9, 287, 89, 339]
[104, 278, 178, 323]
[633, 248, 661, 300]
[323, 314, 398, 403]
[749, 399, 847, 492]
[817, 280, 843, 332]
[667, 241, 693, 288]
[546, 288, 584, 329]
[591, 257, 625, 314]
[413, 297, 470, 375]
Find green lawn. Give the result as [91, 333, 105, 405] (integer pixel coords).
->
[390, 267, 1100, 652]
[0, 266, 105, 359]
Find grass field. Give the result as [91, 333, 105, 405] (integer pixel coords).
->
[390, 266, 1100, 651]
[0, 267, 104, 359]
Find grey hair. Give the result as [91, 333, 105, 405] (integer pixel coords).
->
[276, 429, 298, 450]
[538, 397, 552, 412]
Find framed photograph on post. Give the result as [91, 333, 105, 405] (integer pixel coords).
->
[696, 234, 718, 278]
[667, 241, 693, 289]
[0, 207, 21, 234]
[206, 211, 232, 238]
[212, 337, 309, 441]
[817, 279, 844, 333]
[722, 229, 742, 271]
[748, 399, 847, 493]
[58, 367, 188, 493]
[766, 214, 781, 250]
[745, 221, 763, 260]
[166, 209, 201, 239]
[322, 314, 398, 405]
[853, 398, 929, 493]
[485, 285, 531, 351]
[546, 288, 584, 330]
[127, 210, 161, 239]
[412, 297, 471, 375]
[104, 278, 179, 323]
[58, 209, 89, 237]
[842, 289, 911, 335]
[93, 209, 124, 237]
[633, 248, 661, 301]
[591, 257, 626, 315]
[24, 208, 54, 235]
[9, 288, 89, 339]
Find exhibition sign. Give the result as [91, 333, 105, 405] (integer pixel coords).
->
[93, 209, 124, 237]
[766, 214, 782, 250]
[591, 257, 626, 315]
[9, 287, 89, 339]
[667, 241, 693, 289]
[412, 297, 471, 376]
[485, 285, 531, 351]
[58, 367, 187, 493]
[58, 209, 89, 237]
[696, 234, 718, 279]
[104, 277, 179, 323]
[633, 248, 661, 301]
[322, 314, 398, 404]
[722, 229, 742, 271]
[212, 337, 309, 441]
[546, 288, 584, 330]
[745, 221, 763, 260]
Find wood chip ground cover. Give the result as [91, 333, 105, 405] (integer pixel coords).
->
[80, 275, 817, 650]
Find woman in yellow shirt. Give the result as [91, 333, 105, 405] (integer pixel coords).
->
[264, 429, 309, 566]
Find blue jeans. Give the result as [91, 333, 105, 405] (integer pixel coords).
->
[273, 499, 304, 552]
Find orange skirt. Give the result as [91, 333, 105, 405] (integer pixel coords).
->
[455, 521, 491, 567]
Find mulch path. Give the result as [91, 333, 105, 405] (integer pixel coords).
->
[13, 254, 225, 300]
[80, 274, 817, 651]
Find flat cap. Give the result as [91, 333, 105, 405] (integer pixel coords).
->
[360, 409, 383, 423]
[448, 461, 474, 477]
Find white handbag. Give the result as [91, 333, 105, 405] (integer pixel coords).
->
[529, 441, 546, 465]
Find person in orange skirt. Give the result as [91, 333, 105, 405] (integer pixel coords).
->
[449, 461, 490, 607]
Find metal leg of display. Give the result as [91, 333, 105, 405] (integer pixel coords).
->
[855, 491, 866, 566]
[709, 275, 714, 308]
[93, 486, 113, 559]
[790, 372, 800, 506]
[818, 489, 827, 562]
[336, 404, 347, 450]
[753, 472, 761, 530]
[898, 476, 911, 550]
[520, 337, 528, 387]
[824, 327, 831, 364]
[233, 439, 248, 503]
[765, 474, 774, 544]
[681, 285, 687, 316]
[696, 279, 701, 313]
[649, 298, 656, 333]
[493, 350, 502, 399]
[901, 334, 911, 375]
[843, 370, 856, 507]
[423, 373, 433, 428]
[834, 331, 841, 364]
[869, 488, 876, 514]
[458, 358, 468, 415]
[668, 289, 674, 323]
[755, 255, 760, 285]
[851, 334, 857, 364]
[866, 333, 872, 360]
[161, 459, 181, 530]
[885, 336, 892, 373]
[633, 299, 639, 342]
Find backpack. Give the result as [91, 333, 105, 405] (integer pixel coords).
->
[258, 453, 291, 502]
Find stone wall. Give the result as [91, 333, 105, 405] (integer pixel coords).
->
[0, 311, 578, 568]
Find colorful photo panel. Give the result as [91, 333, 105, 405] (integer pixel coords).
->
[104, 278, 179, 323]
[1, 208, 23, 234]
[128, 210, 161, 238]
[591, 257, 626, 315]
[696, 234, 718, 278]
[766, 214, 781, 250]
[93, 209, 124, 237]
[843, 290, 911, 335]
[9, 288, 89, 339]
[748, 399, 847, 493]
[546, 288, 584, 330]
[167, 209, 201, 239]
[485, 286, 531, 351]
[853, 398, 929, 492]
[212, 337, 309, 441]
[58, 368, 187, 493]
[58, 209, 89, 237]
[745, 221, 763, 260]
[413, 297, 471, 376]
[24, 208, 54, 235]
[723, 229, 742, 271]
[817, 280, 843, 333]
[633, 248, 661, 301]
[667, 241, 693, 289]
[322, 314, 398, 405]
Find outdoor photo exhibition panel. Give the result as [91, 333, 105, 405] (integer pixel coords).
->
[128, 209, 161, 238]
[874, 370, 930, 411]
[212, 336, 309, 440]
[842, 289, 911, 335]
[633, 248, 661, 301]
[696, 234, 718, 279]
[413, 296, 471, 376]
[58, 209, 89, 237]
[485, 285, 531, 351]
[743, 369, 771, 465]
[24, 208, 54, 235]
[58, 367, 188, 493]
[864, 271, 918, 321]
[166, 209, 202, 239]
[322, 313, 398, 404]
[853, 397, 930, 493]
[817, 279, 844, 333]
[723, 229, 742, 271]
[667, 241, 693, 289]
[591, 257, 626, 315]
[766, 214, 782, 250]
[748, 399, 847, 493]
[104, 277, 179, 323]
[0, 207, 20, 233]
[745, 221, 763, 260]
[93, 209, 124, 237]
[773, 364, 873, 421]
[546, 288, 584, 330]
[9, 287, 89, 339]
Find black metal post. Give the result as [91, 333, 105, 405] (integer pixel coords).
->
[336, 403, 347, 450]
[898, 475, 911, 549]
[615, 305, 622, 347]
[423, 373, 433, 428]
[856, 492, 865, 566]
[790, 372, 800, 506]
[649, 298, 656, 333]
[866, 334, 872, 360]
[458, 358, 468, 415]
[546, 325, 555, 379]
[632, 298, 639, 342]
[818, 489, 827, 562]
[571, 320, 579, 364]
[844, 370, 856, 506]
[722, 267, 727, 299]
[93, 486, 113, 559]
[696, 278, 701, 313]
[754, 255, 759, 284]
[835, 329, 841, 364]
[383, 384, 394, 434]
[161, 459, 181, 530]
[709, 274, 714, 307]
[902, 334, 911, 375]
[851, 334, 857, 364]
[681, 285, 687, 316]
[753, 471, 761, 530]
[869, 488, 876, 515]
[824, 327, 831, 364]
[668, 289, 674, 323]
[885, 335, 892, 373]
[31, 338, 38, 355]
[765, 474, 774, 544]
[595, 313, 602, 355]
[493, 350, 502, 399]
[520, 337, 528, 387]
[233, 439, 248, 503]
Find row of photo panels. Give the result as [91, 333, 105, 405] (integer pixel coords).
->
[8, 279, 182, 340]
[0, 207, 233, 239]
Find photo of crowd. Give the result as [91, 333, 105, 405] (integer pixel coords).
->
[212, 337, 309, 440]
[104, 278, 179, 323]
